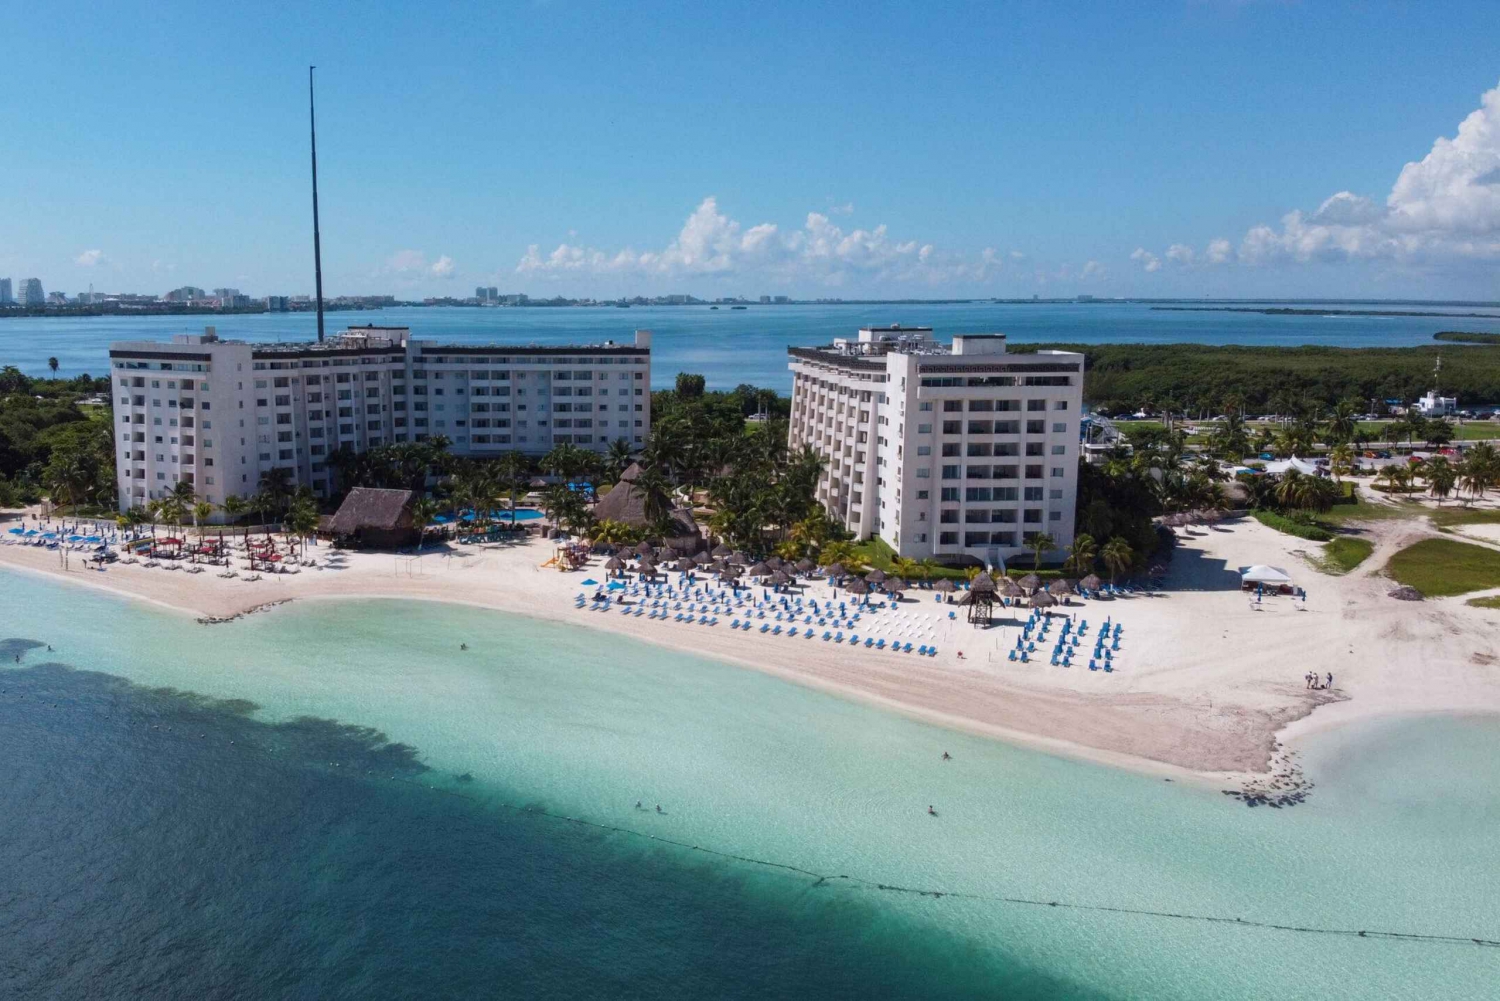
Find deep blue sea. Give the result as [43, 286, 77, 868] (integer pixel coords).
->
[6, 301, 1500, 390]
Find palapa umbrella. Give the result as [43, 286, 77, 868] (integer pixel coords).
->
[864, 567, 887, 584]
[635, 541, 654, 554]
[658, 546, 678, 559]
[971, 572, 995, 591]
[843, 577, 870, 595]
[728, 551, 747, 565]
[1000, 580, 1024, 599]
[1079, 573, 1103, 591]
[1018, 573, 1042, 593]
[673, 560, 695, 573]
[771, 570, 791, 585]
[1047, 578, 1074, 596]
[604, 556, 624, 570]
[766, 556, 784, 569]
[933, 578, 956, 593]
[825, 562, 847, 579]
[1029, 590, 1057, 608]
[748, 561, 772, 576]
[794, 557, 815, 572]
[711, 543, 732, 557]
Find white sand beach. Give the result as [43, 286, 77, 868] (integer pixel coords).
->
[4, 510, 1499, 782]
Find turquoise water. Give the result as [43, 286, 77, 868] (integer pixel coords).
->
[7, 300, 1499, 389]
[2, 567, 1499, 998]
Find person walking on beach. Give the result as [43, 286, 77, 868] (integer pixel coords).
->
[1326, 672, 1333, 689]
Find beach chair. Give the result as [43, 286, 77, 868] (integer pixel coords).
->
[806, 630, 814, 639]
[1104, 662, 1113, 673]
[919, 645, 930, 656]
[903, 643, 913, 653]
[849, 635, 859, 645]
[1008, 649, 1017, 662]
[1089, 659, 1098, 671]
[926, 647, 936, 657]
[772, 625, 782, 635]
[731, 619, 740, 628]
[875, 638, 885, 649]
[760, 623, 770, 633]
[786, 627, 798, 637]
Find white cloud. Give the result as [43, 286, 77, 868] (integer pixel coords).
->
[1205, 238, 1233, 264]
[384, 249, 457, 280]
[75, 249, 106, 266]
[1235, 80, 1500, 265]
[1165, 243, 1195, 265]
[1130, 247, 1162, 272]
[1081, 260, 1106, 279]
[828, 201, 855, 215]
[516, 196, 1013, 287]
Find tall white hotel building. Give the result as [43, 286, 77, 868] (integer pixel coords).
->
[109, 325, 651, 517]
[788, 326, 1084, 567]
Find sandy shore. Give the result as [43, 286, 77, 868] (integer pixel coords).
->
[4, 508, 1500, 782]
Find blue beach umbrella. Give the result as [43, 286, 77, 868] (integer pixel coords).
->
[6, 527, 22, 534]
[607, 580, 626, 590]
[580, 578, 599, 586]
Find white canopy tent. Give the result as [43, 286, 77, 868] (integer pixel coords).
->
[1240, 565, 1294, 591]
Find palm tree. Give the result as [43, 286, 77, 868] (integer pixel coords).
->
[1328, 443, 1355, 482]
[1424, 456, 1456, 505]
[410, 497, 440, 551]
[890, 555, 919, 581]
[631, 464, 675, 536]
[192, 501, 214, 540]
[1459, 442, 1496, 502]
[915, 557, 937, 586]
[605, 438, 634, 483]
[1027, 531, 1055, 571]
[1101, 536, 1134, 584]
[1323, 399, 1359, 446]
[47, 356, 59, 376]
[219, 495, 247, 544]
[1064, 533, 1097, 575]
[286, 497, 320, 558]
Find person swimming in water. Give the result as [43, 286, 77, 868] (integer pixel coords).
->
[655, 805, 663, 814]
[942, 751, 951, 761]
[460, 643, 468, 651]
[635, 801, 643, 810]
[928, 805, 937, 816]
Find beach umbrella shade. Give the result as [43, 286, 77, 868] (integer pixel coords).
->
[765, 556, 784, 569]
[605, 556, 624, 570]
[933, 578, 956, 593]
[636, 541, 654, 554]
[1048, 579, 1075, 596]
[864, 567, 887, 584]
[844, 578, 870, 594]
[580, 578, 599, 586]
[971, 572, 995, 591]
[1079, 574, 1102, 591]
[881, 579, 905, 595]
[825, 562, 846, 579]
[1018, 573, 1042, 593]
[712, 543, 732, 557]
[1001, 581, 1024, 598]
[771, 570, 791, 584]
[658, 546, 678, 559]
[1029, 591, 1057, 608]
[729, 551, 747, 565]
[748, 562, 772, 576]
[795, 558, 816, 572]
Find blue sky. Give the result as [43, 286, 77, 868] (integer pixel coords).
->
[3, 0, 1499, 300]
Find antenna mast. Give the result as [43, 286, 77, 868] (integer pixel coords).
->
[309, 66, 325, 343]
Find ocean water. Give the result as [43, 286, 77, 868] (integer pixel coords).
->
[7, 300, 1500, 390]
[2, 568, 1499, 999]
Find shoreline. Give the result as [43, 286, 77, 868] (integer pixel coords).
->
[6, 511, 1499, 788]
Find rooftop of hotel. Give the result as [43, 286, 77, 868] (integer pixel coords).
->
[109, 325, 652, 357]
[789, 326, 1081, 364]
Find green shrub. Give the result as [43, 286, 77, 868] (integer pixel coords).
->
[1251, 509, 1334, 541]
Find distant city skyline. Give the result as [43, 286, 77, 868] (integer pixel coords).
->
[2, 2, 1499, 301]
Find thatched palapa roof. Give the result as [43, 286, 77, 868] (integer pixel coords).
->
[591, 463, 699, 543]
[326, 488, 416, 536]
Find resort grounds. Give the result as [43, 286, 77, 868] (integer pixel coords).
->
[4, 491, 1500, 785]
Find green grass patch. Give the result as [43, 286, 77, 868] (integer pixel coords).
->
[1385, 538, 1500, 597]
[1466, 595, 1500, 610]
[1314, 536, 1374, 575]
[1251, 509, 1334, 541]
[1426, 506, 1500, 529]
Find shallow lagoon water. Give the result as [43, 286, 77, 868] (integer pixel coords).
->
[2, 568, 1498, 998]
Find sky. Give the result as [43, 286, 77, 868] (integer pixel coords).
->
[2, 0, 1499, 301]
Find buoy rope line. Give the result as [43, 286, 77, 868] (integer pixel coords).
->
[412, 779, 1500, 950]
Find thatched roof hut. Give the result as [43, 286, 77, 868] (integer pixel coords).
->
[604, 556, 624, 570]
[591, 463, 701, 549]
[825, 562, 847, 578]
[1079, 573, 1102, 591]
[971, 572, 996, 592]
[1029, 590, 1057, 608]
[1018, 573, 1042, 593]
[712, 543, 733, 557]
[1000, 580, 1024, 599]
[864, 568, 887, 583]
[795, 558, 815, 572]
[844, 578, 870, 595]
[747, 562, 771, 576]
[324, 488, 419, 549]
[933, 578, 956, 593]
[1047, 578, 1074, 596]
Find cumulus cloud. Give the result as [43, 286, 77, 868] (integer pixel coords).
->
[1081, 260, 1106, 279]
[1165, 243, 1195, 265]
[385, 249, 457, 280]
[1205, 238, 1234, 264]
[1216, 80, 1500, 269]
[516, 196, 1013, 286]
[1130, 247, 1162, 272]
[75, 249, 106, 266]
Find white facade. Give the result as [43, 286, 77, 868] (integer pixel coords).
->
[1416, 390, 1457, 416]
[19, 278, 44, 305]
[0, 278, 12, 304]
[110, 325, 651, 517]
[789, 326, 1083, 566]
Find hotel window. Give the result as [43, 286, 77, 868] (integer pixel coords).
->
[942, 400, 963, 413]
[1054, 400, 1069, 410]
[1024, 486, 1044, 501]
[1049, 510, 1062, 522]
[1050, 488, 1064, 499]
[917, 423, 932, 434]
[939, 532, 958, 546]
[1025, 464, 1043, 478]
[940, 464, 960, 480]
[1052, 423, 1067, 433]
[1051, 467, 1065, 477]
[1023, 509, 1042, 523]
[1027, 399, 1047, 411]
[1026, 443, 1045, 456]
[939, 509, 959, 524]
[915, 468, 931, 479]
[1026, 420, 1045, 434]
[1052, 445, 1067, 455]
